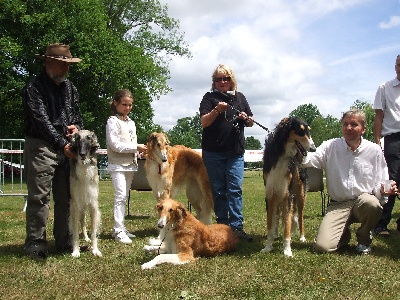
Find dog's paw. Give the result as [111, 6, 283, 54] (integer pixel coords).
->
[71, 251, 81, 258]
[141, 262, 154, 270]
[283, 239, 293, 257]
[283, 248, 293, 257]
[148, 237, 162, 246]
[79, 233, 91, 242]
[143, 244, 164, 253]
[92, 249, 102, 257]
[299, 235, 307, 243]
[143, 245, 154, 252]
[260, 244, 273, 253]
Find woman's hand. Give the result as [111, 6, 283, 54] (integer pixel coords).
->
[238, 112, 254, 127]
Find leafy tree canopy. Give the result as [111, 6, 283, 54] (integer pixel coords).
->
[0, 0, 191, 146]
[310, 115, 341, 147]
[350, 99, 374, 142]
[245, 136, 262, 150]
[289, 100, 375, 147]
[289, 103, 322, 126]
[167, 113, 202, 148]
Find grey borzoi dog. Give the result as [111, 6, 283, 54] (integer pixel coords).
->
[69, 130, 102, 258]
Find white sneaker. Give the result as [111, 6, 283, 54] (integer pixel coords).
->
[356, 244, 371, 254]
[124, 230, 136, 238]
[111, 229, 135, 238]
[114, 231, 132, 244]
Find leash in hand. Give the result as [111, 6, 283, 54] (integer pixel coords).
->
[227, 103, 269, 133]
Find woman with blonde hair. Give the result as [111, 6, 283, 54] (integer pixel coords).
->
[199, 64, 254, 241]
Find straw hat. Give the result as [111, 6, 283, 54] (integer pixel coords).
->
[35, 43, 81, 63]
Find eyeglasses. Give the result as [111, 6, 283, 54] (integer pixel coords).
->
[214, 76, 231, 82]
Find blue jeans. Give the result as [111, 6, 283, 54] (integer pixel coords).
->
[202, 150, 244, 230]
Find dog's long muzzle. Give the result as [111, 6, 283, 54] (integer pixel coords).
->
[161, 151, 167, 162]
[157, 216, 167, 228]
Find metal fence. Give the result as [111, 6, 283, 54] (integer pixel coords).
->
[0, 139, 27, 198]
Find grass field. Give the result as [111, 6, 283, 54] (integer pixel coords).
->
[1, 170, 400, 300]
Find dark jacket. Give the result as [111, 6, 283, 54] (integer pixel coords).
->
[23, 72, 84, 150]
[199, 91, 252, 155]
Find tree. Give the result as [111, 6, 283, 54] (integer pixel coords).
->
[0, 0, 190, 146]
[167, 113, 202, 148]
[310, 115, 341, 147]
[245, 136, 262, 150]
[350, 100, 374, 142]
[289, 103, 322, 126]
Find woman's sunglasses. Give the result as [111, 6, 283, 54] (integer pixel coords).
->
[214, 76, 231, 82]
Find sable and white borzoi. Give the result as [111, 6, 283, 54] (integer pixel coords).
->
[69, 130, 102, 258]
[141, 198, 238, 269]
[144, 132, 214, 225]
[261, 117, 315, 257]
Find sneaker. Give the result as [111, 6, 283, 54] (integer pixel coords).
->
[124, 230, 136, 238]
[373, 226, 391, 237]
[233, 229, 253, 242]
[356, 244, 371, 255]
[112, 229, 136, 239]
[114, 231, 132, 244]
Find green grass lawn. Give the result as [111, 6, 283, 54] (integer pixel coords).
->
[1, 171, 400, 299]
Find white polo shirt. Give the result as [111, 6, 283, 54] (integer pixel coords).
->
[374, 77, 400, 136]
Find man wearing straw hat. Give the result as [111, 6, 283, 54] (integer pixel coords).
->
[23, 43, 84, 260]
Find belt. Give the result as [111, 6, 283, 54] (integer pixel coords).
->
[330, 197, 358, 203]
[385, 132, 400, 139]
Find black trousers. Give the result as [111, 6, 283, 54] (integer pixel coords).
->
[376, 133, 400, 228]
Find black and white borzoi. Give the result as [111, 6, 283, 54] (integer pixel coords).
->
[69, 130, 102, 258]
[261, 117, 315, 257]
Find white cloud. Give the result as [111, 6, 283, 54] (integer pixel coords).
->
[153, 0, 400, 144]
[379, 16, 400, 29]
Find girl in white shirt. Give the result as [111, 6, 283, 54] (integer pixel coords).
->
[106, 89, 146, 244]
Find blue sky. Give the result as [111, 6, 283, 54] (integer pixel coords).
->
[154, 0, 400, 144]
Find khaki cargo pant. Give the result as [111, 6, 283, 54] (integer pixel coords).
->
[314, 193, 382, 252]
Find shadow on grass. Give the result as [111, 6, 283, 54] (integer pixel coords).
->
[232, 231, 400, 260]
[99, 228, 159, 240]
[125, 214, 151, 220]
[0, 243, 25, 258]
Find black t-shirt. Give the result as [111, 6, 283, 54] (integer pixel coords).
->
[199, 91, 252, 154]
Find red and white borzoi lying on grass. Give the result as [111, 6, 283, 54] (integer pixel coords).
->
[141, 198, 239, 269]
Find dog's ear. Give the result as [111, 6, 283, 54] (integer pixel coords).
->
[164, 134, 170, 146]
[155, 202, 163, 212]
[69, 132, 79, 153]
[147, 132, 157, 145]
[175, 202, 187, 220]
[90, 132, 99, 155]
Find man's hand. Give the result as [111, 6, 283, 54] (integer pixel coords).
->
[66, 125, 78, 141]
[380, 180, 398, 196]
[64, 143, 77, 159]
